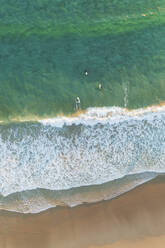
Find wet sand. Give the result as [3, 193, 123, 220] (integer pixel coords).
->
[1, 176, 165, 248]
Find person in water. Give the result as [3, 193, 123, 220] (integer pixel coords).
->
[84, 70, 88, 76]
[75, 97, 81, 110]
[98, 83, 102, 90]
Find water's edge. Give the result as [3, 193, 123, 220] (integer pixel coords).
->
[0, 172, 158, 214]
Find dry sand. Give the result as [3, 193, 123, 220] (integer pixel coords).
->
[89, 234, 165, 248]
[1, 176, 165, 248]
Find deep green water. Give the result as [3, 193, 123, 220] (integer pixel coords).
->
[0, 0, 165, 119]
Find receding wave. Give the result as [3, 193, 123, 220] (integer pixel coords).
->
[0, 105, 165, 213]
[0, 172, 157, 213]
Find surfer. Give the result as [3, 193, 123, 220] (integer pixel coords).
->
[75, 97, 81, 110]
[98, 83, 102, 90]
[84, 70, 88, 76]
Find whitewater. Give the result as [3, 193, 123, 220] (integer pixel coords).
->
[0, 105, 165, 213]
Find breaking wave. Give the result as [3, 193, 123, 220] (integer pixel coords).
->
[0, 105, 165, 213]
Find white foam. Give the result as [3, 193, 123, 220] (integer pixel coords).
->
[0, 105, 165, 196]
[39, 105, 165, 127]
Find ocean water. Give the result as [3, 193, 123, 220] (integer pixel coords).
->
[0, 105, 165, 213]
[0, 0, 165, 214]
[0, 1, 165, 119]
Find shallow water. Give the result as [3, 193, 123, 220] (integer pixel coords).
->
[0, 172, 157, 213]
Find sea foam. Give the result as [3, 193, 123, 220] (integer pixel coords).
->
[0, 106, 165, 197]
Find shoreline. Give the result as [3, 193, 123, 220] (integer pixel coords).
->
[0, 172, 157, 213]
[1, 175, 165, 247]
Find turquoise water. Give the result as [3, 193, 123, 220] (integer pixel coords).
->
[0, 0, 165, 119]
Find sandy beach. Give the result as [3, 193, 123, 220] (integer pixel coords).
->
[1, 176, 165, 248]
